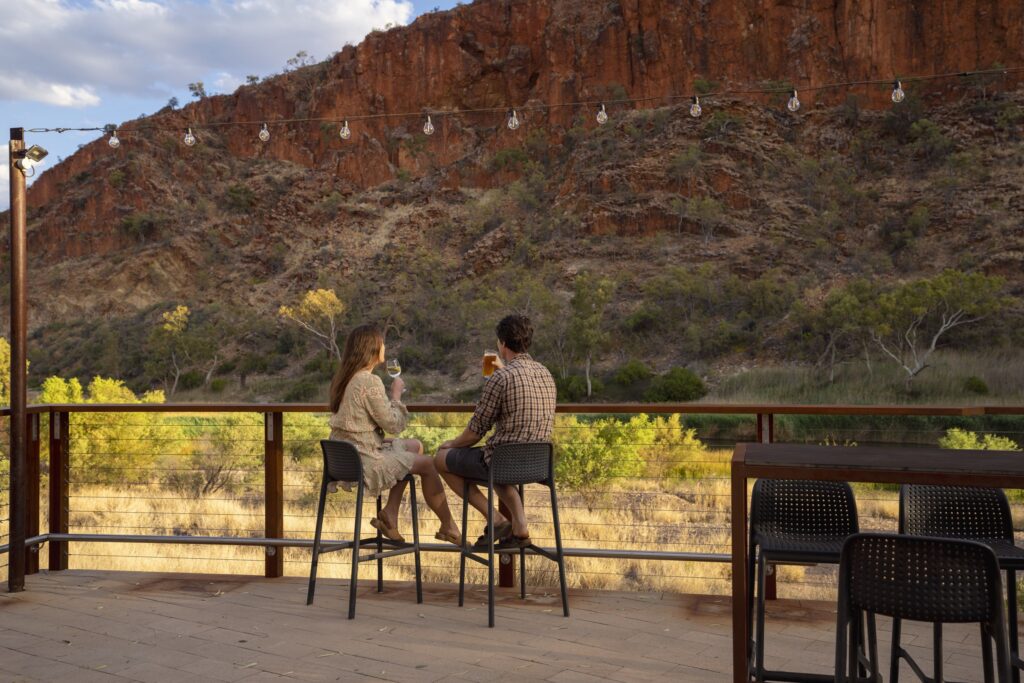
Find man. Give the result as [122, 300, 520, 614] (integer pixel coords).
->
[435, 314, 557, 548]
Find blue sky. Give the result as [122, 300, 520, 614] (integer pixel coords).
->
[2, 0, 461, 209]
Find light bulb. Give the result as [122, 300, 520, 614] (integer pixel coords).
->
[596, 104, 608, 125]
[787, 89, 801, 112]
[339, 120, 351, 140]
[108, 129, 121, 148]
[689, 96, 702, 118]
[258, 123, 271, 142]
[892, 80, 905, 104]
[183, 128, 196, 147]
[507, 109, 520, 130]
[423, 115, 434, 136]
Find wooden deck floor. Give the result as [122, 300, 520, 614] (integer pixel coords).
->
[0, 570, 991, 682]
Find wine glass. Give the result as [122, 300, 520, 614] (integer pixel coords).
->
[386, 358, 402, 379]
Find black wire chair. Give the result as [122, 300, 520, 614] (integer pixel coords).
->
[836, 533, 1011, 683]
[306, 439, 422, 619]
[457, 442, 568, 627]
[748, 478, 859, 682]
[900, 484, 1024, 682]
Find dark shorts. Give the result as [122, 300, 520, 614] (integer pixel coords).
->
[445, 447, 489, 481]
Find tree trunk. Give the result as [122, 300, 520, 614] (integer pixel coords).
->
[585, 354, 593, 397]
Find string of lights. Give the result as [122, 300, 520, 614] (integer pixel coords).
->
[20, 65, 1024, 151]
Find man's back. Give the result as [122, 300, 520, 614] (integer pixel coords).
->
[468, 353, 556, 458]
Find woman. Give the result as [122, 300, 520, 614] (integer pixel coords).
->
[328, 324, 461, 545]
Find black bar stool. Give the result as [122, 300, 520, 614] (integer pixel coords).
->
[306, 439, 422, 618]
[457, 442, 568, 627]
[748, 479, 859, 682]
[836, 532, 1011, 683]
[900, 485, 1024, 683]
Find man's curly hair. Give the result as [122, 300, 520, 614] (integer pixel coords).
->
[495, 314, 533, 353]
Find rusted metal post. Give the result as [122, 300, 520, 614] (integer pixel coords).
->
[48, 411, 69, 570]
[498, 500, 514, 587]
[25, 413, 39, 575]
[8, 129, 27, 592]
[755, 413, 778, 601]
[264, 412, 284, 578]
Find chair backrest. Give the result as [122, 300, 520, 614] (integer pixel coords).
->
[840, 532, 1003, 624]
[750, 479, 859, 540]
[320, 439, 362, 483]
[490, 442, 553, 485]
[900, 484, 1013, 542]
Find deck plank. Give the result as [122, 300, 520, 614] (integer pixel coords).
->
[0, 570, 992, 682]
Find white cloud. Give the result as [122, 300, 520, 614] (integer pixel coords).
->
[0, 0, 415, 106]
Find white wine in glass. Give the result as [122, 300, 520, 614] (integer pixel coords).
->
[386, 359, 402, 378]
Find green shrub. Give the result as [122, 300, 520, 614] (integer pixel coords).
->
[963, 376, 989, 395]
[613, 360, 654, 386]
[108, 169, 126, 187]
[938, 428, 1019, 451]
[489, 148, 529, 172]
[284, 379, 320, 402]
[556, 375, 603, 402]
[120, 212, 164, 242]
[210, 378, 227, 393]
[909, 119, 954, 168]
[554, 415, 645, 489]
[223, 184, 256, 212]
[623, 307, 658, 333]
[643, 367, 706, 402]
[178, 371, 204, 391]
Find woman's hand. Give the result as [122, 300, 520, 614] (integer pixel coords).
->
[390, 376, 405, 401]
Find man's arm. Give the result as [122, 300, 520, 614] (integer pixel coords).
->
[439, 427, 482, 450]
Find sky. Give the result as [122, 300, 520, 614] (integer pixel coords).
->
[1, 0, 462, 210]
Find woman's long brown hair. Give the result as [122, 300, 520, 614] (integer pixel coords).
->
[329, 324, 384, 414]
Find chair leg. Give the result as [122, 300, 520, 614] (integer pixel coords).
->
[848, 608, 862, 682]
[890, 617, 902, 683]
[933, 623, 943, 683]
[1008, 570, 1019, 683]
[747, 543, 757, 674]
[519, 484, 526, 600]
[754, 553, 767, 682]
[375, 495, 384, 593]
[349, 483, 364, 620]
[866, 612, 880, 682]
[998, 611, 1015, 683]
[983, 623, 996, 683]
[835, 604, 849, 683]
[458, 479, 469, 608]
[409, 477, 422, 605]
[487, 482, 495, 628]
[550, 482, 569, 618]
[306, 480, 328, 605]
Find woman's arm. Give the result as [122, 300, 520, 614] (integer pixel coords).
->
[363, 374, 409, 435]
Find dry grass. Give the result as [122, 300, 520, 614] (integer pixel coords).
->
[5, 448, 908, 600]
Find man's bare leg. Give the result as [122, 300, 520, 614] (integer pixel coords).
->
[435, 448, 509, 528]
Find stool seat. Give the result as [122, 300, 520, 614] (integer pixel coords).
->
[457, 442, 568, 627]
[306, 439, 422, 619]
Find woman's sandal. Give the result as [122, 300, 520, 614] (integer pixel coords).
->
[370, 513, 405, 543]
[434, 529, 463, 546]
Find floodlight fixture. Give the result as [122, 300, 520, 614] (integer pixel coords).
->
[15, 144, 48, 175]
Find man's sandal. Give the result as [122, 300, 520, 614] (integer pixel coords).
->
[472, 520, 513, 548]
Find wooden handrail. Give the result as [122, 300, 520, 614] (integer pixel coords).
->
[0, 403, 1020, 416]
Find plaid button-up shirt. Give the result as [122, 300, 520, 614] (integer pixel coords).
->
[467, 353, 557, 461]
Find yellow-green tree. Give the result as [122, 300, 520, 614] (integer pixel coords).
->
[568, 273, 616, 397]
[147, 305, 221, 395]
[40, 376, 167, 485]
[279, 289, 345, 361]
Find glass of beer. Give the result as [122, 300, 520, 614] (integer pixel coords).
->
[482, 350, 498, 377]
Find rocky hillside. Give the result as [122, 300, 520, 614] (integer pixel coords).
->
[4, 0, 1024, 401]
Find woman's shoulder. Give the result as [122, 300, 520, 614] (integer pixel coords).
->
[352, 370, 384, 388]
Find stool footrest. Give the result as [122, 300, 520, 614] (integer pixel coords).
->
[755, 670, 834, 683]
[359, 545, 418, 563]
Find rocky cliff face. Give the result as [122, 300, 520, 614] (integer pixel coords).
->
[6, 0, 1024, 394]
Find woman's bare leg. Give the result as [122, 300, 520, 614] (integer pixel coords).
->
[410, 454, 461, 538]
[379, 439, 419, 527]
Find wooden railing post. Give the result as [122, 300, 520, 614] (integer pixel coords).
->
[264, 412, 284, 578]
[25, 413, 39, 575]
[48, 411, 69, 571]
